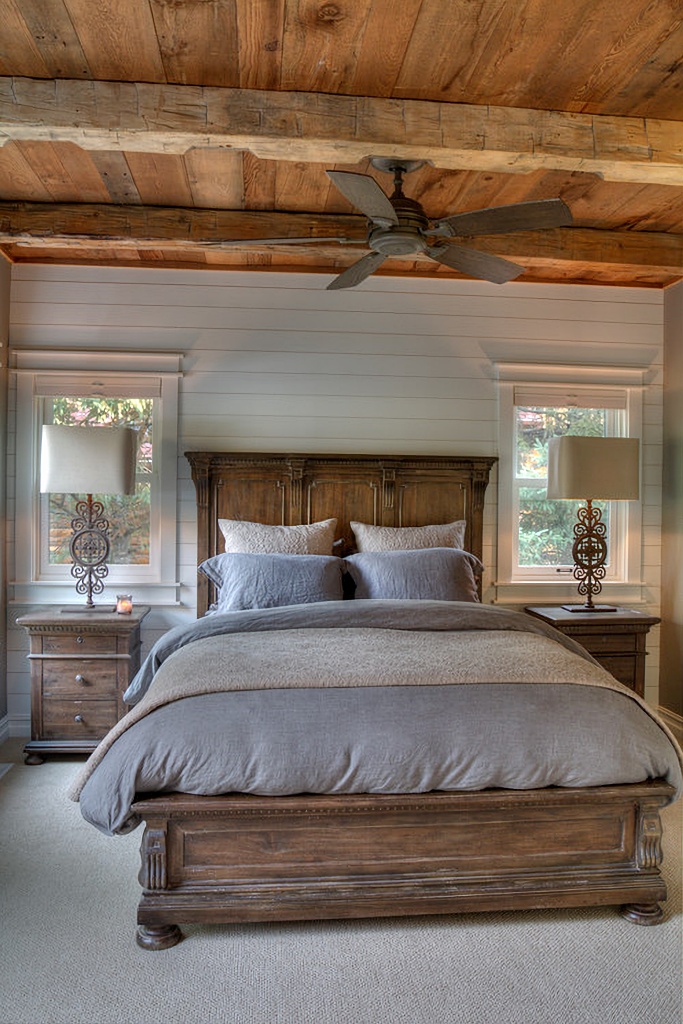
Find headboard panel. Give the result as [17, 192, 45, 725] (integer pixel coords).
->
[186, 452, 497, 617]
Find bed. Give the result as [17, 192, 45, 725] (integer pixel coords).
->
[69, 452, 682, 950]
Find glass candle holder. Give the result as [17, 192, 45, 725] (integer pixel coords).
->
[116, 594, 133, 614]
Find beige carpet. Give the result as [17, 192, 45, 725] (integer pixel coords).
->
[0, 738, 681, 1024]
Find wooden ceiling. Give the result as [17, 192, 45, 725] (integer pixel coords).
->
[1, 0, 683, 288]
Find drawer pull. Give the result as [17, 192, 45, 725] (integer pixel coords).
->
[75, 674, 87, 685]
[76, 636, 84, 645]
[74, 714, 83, 723]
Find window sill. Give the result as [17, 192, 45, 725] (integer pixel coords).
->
[493, 580, 647, 606]
[10, 580, 182, 607]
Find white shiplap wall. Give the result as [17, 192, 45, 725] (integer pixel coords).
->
[0, 260, 9, 731]
[4, 265, 664, 734]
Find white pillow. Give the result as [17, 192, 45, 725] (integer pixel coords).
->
[350, 520, 466, 552]
[218, 517, 337, 555]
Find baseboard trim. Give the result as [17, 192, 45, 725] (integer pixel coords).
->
[0, 714, 30, 740]
[657, 706, 683, 745]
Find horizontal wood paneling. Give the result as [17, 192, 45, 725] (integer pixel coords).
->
[4, 266, 665, 730]
[184, 371, 495, 399]
[8, 277, 665, 318]
[9, 303, 664, 346]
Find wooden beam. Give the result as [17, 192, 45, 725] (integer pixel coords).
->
[0, 201, 365, 247]
[0, 201, 681, 272]
[1, 77, 683, 186]
[464, 227, 683, 272]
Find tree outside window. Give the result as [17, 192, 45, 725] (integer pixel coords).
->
[515, 405, 612, 568]
[45, 397, 154, 567]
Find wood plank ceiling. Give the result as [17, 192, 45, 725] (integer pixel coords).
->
[1, 0, 682, 288]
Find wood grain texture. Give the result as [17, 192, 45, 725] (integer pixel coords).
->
[3, 77, 682, 186]
[2, 202, 682, 285]
[132, 783, 675, 947]
[0, 1, 681, 284]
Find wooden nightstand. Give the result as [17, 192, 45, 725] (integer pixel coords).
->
[524, 606, 660, 697]
[18, 606, 149, 764]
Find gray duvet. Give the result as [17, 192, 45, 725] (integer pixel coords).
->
[70, 600, 683, 835]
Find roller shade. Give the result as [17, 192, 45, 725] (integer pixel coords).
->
[34, 374, 162, 398]
[513, 384, 628, 410]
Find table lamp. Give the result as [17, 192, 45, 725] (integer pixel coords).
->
[546, 435, 640, 612]
[40, 425, 138, 608]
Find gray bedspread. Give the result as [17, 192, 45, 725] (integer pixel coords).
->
[71, 601, 683, 835]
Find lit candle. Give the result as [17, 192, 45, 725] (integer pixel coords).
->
[116, 594, 133, 614]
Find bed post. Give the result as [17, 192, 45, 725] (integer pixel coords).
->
[136, 820, 183, 949]
[187, 452, 212, 617]
[620, 800, 667, 924]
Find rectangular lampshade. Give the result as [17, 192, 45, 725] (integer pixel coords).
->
[546, 436, 640, 501]
[40, 425, 138, 495]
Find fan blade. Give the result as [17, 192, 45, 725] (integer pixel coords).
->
[434, 199, 572, 237]
[327, 171, 399, 228]
[426, 244, 524, 284]
[326, 251, 387, 290]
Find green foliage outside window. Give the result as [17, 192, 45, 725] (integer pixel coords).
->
[516, 406, 609, 567]
[47, 397, 153, 566]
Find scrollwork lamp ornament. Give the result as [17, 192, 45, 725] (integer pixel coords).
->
[546, 436, 640, 612]
[40, 425, 138, 609]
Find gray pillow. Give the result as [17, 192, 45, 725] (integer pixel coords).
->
[218, 518, 337, 555]
[344, 548, 482, 602]
[350, 520, 466, 552]
[199, 553, 345, 612]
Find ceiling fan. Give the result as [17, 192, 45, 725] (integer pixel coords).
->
[209, 157, 572, 290]
[323, 158, 573, 290]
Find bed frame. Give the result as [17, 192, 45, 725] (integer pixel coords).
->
[131, 452, 675, 950]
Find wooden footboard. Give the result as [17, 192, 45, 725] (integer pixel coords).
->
[131, 780, 675, 949]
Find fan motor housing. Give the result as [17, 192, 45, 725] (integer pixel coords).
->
[369, 227, 425, 256]
[369, 203, 428, 256]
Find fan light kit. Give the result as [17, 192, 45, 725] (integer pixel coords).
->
[211, 157, 573, 291]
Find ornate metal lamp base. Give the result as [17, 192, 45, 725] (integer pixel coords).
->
[563, 498, 617, 612]
[68, 494, 111, 608]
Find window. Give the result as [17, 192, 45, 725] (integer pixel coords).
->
[39, 395, 154, 578]
[12, 351, 181, 605]
[513, 387, 628, 579]
[497, 375, 643, 601]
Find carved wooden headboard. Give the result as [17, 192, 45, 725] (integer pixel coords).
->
[186, 452, 497, 617]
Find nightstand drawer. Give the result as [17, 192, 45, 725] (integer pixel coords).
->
[42, 659, 119, 697]
[41, 634, 117, 655]
[42, 698, 118, 739]
[592, 655, 637, 688]
[580, 633, 638, 654]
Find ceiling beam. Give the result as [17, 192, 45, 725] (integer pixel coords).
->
[1, 77, 683, 186]
[1, 201, 681, 272]
[0, 202, 366, 248]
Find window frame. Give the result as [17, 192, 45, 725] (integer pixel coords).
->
[496, 367, 644, 605]
[12, 351, 181, 606]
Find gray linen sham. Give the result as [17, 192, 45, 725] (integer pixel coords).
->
[344, 548, 482, 601]
[199, 552, 345, 612]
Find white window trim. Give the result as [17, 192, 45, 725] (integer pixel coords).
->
[11, 350, 182, 606]
[495, 364, 645, 606]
